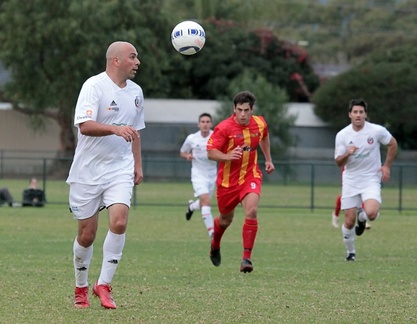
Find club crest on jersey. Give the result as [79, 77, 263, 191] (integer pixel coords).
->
[135, 96, 140, 108]
[367, 137, 374, 144]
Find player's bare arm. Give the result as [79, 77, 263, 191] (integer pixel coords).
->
[335, 145, 358, 167]
[180, 152, 193, 161]
[79, 120, 139, 142]
[259, 135, 275, 174]
[132, 132, 143, 185]
[208, 146, 243, 162]
[380, 137, 398, 182]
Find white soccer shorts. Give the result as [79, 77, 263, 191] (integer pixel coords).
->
[69, 180, 133, 220]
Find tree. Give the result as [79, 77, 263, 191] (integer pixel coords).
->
[312, 45, 417, 149]
[0, 0, 173, 156]
[0, 0, 319, 157]
[169, 19, 320, 102]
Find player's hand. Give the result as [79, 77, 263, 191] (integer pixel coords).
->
[347, 146, 358, 156]
[229, 145, 243, 160]
[265, 161, 275, 174]
[134, 167, 143, 185]
[114, 126, 139, 142]
[380, 165, 391, 182]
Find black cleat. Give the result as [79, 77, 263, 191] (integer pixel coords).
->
[210, 247, 221, 267]
[240, 258, 253, 273]
[185, 200, 194, 221]
[355, 208, 366, 236]
[345, 253, 356, 261]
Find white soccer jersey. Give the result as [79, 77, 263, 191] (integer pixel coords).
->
[335, 121, 392, 187]
[66, 72, 145, 185]
[180, 130, 217, 181]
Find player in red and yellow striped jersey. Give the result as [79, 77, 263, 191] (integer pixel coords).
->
[207, 91, 275, 273]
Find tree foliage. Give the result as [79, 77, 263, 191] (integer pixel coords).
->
[0, 0, 317, 156]
[169, 19, 319, 101]
[312, 45, 417, 149]
[0, 0, 172, 154]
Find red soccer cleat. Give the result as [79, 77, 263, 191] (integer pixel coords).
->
[93, 282, 116, 309]
[74, 286, 90, 308]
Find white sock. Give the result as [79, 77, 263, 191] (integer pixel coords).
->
[201, 205, 214, 236]
[73, 238, 93, 288]
[358, 209, 369, 222]
[342, 224, 356, 254]
[98, 231, 125, 285]
[190, 200, 200, 211]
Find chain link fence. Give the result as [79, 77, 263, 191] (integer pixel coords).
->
[1, 151, 417, 211]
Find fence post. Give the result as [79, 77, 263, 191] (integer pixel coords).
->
[42, 158, 47, 193]
[310, 163, 315, 212]
[0, 149, 3, 179]
[398, 165, 403, 213]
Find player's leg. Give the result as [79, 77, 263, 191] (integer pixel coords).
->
[356, 182, 381, 235]
[199, 193, 214, 237]
[239, 179, 262, 273]
[93, 182, 132, 309]
[73, 214, 98, 308]
[185, 179, 201, 220]
[341, 194, 361, 261]
[332, 194, 341, 228]
[69, 182, 102, 308]
[210, 186, 239, 267]
[186, 199, 200, 220]
[240, 192, 260, 273]
[192, 178, 214, 236]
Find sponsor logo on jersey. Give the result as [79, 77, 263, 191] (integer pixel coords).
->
[106, 107, 120, 111]
[242, 145, 255, 152]
[106, 100, 119, 111]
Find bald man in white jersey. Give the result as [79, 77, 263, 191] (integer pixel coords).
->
[67, 41, 144, 309]
[180, 113, 217, 238]
[335, 98, 397, 261]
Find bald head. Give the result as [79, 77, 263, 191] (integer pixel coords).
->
[105, 41, 140, 87]
[106, 41, 135, 62]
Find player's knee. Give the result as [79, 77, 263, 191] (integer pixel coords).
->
[219, 214, 233, 227]
[245, 207, 258, 219]
[110, 219, 127, 234]
[367, 211, 379, 221]
[78, 231, 96, 247]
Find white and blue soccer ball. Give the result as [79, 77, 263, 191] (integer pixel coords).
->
[171, 20, 206, 55]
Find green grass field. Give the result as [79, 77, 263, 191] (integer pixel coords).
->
[1, 181, 417, 323]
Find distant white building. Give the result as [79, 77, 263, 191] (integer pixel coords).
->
[0, 98, 336, 161]
[140, 99, 336, 160]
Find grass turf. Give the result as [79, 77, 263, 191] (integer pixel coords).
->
[0, 182, 417, 323]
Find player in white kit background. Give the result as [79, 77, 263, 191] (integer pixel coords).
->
[67, 41, 145, 309]
[180, 113, 217, 238]
[334, 98, 397, 261]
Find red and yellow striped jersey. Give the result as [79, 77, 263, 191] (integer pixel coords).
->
[207, 114, 269, 188]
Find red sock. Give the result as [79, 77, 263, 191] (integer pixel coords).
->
[242, 218, 258, 260]
[211, 216, 226, 249]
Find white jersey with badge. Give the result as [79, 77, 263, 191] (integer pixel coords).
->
[335, 121, 392, 187]
[180, 130, 217, 181]
[67, 72, 145, 185]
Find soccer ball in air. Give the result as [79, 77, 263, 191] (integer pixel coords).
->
[171, 20, 206, 55]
